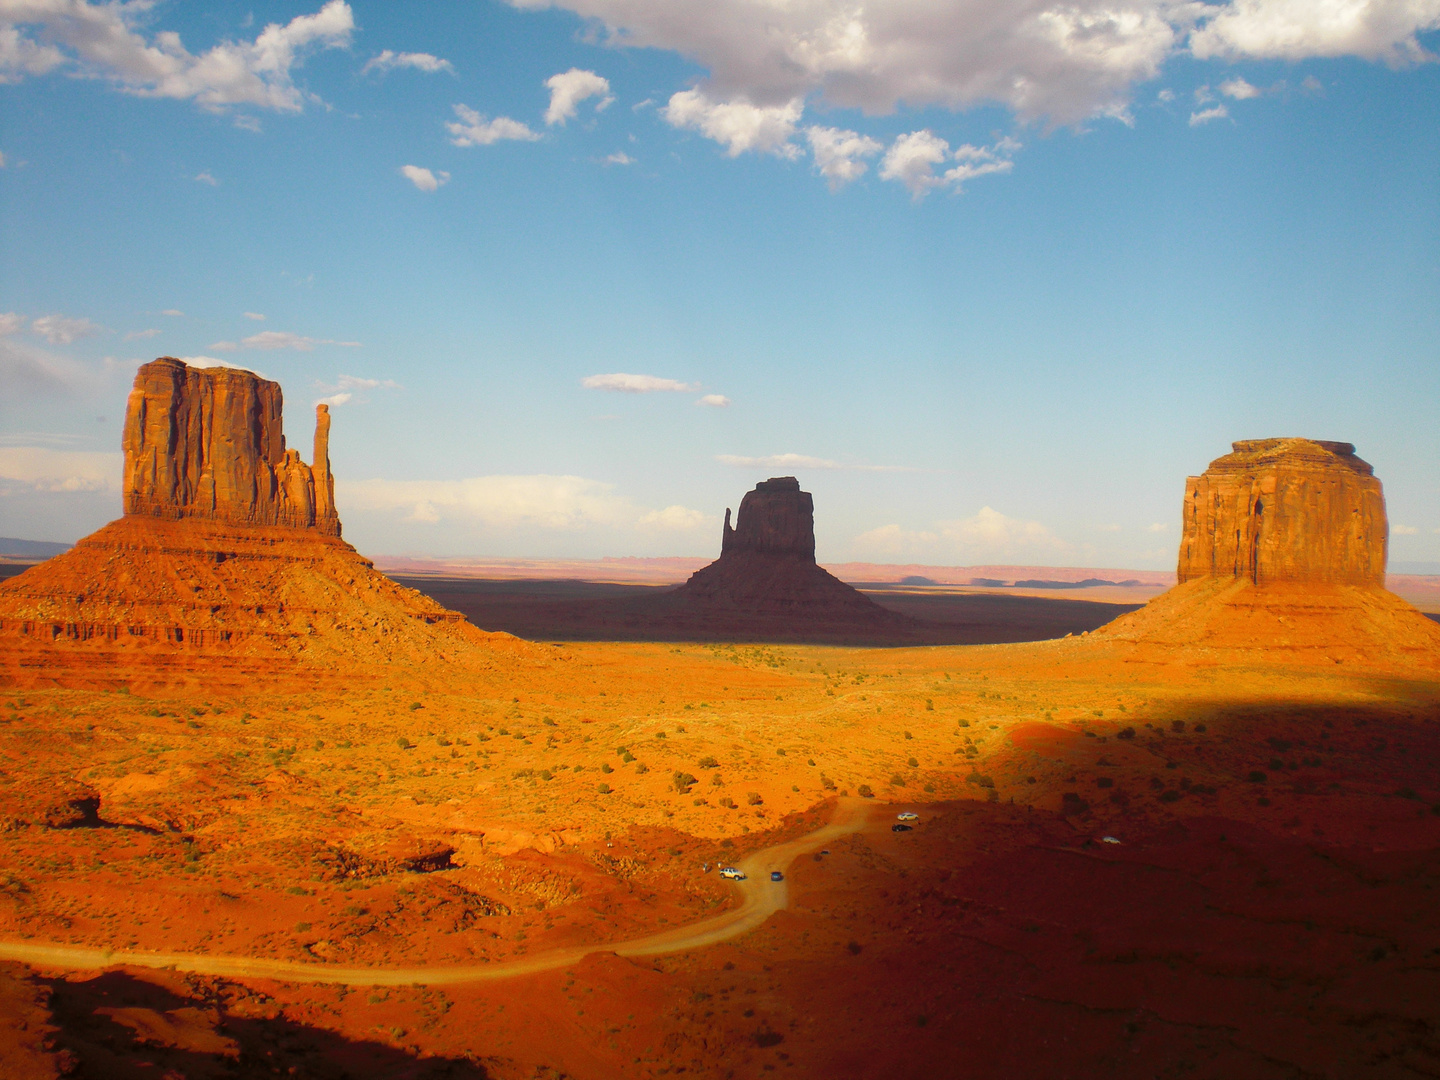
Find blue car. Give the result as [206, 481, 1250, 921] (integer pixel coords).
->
[770, 871, 784, 882]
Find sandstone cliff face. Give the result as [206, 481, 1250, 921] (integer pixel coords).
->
[1177, 439, 1387, 587]
[720, 477, 816, 559]
[123, 357, 341, 536]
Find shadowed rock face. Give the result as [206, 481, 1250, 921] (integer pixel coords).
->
[1177, 438, 1387, 587]
[721, 477, 815, 559]
[123, 357, 340, 536]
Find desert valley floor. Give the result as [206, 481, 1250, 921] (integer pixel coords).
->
[4, 620, 1440, 1079]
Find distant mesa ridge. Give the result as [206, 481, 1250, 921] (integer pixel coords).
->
[124, 356, 340, 536]
[1177, 437, 1386, 587]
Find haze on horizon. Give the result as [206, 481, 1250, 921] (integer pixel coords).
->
[1, 0, 1437, 572]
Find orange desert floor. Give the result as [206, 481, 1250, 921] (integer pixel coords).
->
[2, 635, 1439, 1078]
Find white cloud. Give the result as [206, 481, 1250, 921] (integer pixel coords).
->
[123, 328, 160, 340]
[1393, 524, 1419, 535]
[509, 0, 1440, 129]
[0, 312, 25, 336]
[0, 150, 6, 167]
[544, 68, 613, 125]
[696, 394, 730, 407]
[1189, 103, 1230, 125]
[1157, 87, 1176, 101]
[243, 311, 266, 321]
[663, 89, 802, 158]
[400, 164, 450, 191]
[338, 473, 708, 533]
[194, 171, 218, 185]
[362, 50, 453, 75]
[879, 130, 1015, 199]
[161, 309, 184, 317]
[1146, 521, 1171, 533]
[854, 506, 1069, 561]
[0, 0, 354, 112]
[209, 331, 360, 351]
[0, 446, 120, 495]
[1219, 76, 1262, 98]
[446, 104, 540, 146]
[805, 126, 882, 188]
[316, 392, 351, 407]
[603, 151, 634, 165]
[582, 372, 700, 393]
[0, 338, 88, 395]
[1190, 0, 1440, 64]
[715, 452, 909, 472]
[176, 355, 260, 373]
[31, 314, 103, 344]
[313, 374, 400, 405]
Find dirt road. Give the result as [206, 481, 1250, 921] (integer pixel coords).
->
[0, 800, 873, 987]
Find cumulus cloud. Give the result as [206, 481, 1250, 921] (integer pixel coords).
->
[602, 151, 634, 165]
[338, 473, 709, 532]
[1146, 521, 1171, 532]
[879, 131, 1017, 198]
[663, 90, 802, 158]
[0, 338, 88, 396]
[362, 50, 453, 75]
[0, 0, 354, 112]
[805, 126, 883, 188]
[1219, 76, 1262, 98]
[1189, 103, 1229, 125]
[513, 0, 1440, 128]
[0, 312, 26, 336]
[243, 312, 266, 321]
[400, 164, 450, 191]
[31, 314, 103, 344]
[545, 68, 613, 125]
[123, 328, 160, 340]
[161, 309, 184, 317]
[447, 104, 540, 146]
[854, 506, 1069, 561]
[209, 331, 360, 351]
[194, 171, 218, 185]
[696, 394, 730, 407]
[582, 372, 700, 393]
[1393, 524, 1419, 535]
[0, 446, 120, 495]
[1190, 0, 1440, 63]
[313, 373, 400, 406]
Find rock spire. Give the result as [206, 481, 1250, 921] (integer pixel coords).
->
[720, 476, 816, 560]
[123, 357, 341, 536]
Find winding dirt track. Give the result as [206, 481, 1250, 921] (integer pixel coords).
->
[0, 800, 872, 987]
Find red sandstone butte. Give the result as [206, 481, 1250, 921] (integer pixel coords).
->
[1177, 438, 1386, 587]
[124, 357, 339, 536]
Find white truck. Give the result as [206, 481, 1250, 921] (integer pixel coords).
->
[718, 866, 746, 880]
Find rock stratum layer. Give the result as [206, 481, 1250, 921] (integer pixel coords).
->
[0, 359, 525, 688]
[1098, 438, 1438, 670]
[124, 357, 340, 535]
[664, 477, 915, 641]
[1177, 438, 1386, 587]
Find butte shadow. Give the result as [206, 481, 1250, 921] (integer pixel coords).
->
[0, 357, 529, 691]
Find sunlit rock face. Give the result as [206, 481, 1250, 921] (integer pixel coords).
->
[1176, 438, 1387, 587]
[123, 357, 340, 536]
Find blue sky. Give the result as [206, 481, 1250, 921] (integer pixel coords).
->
[2, 0, 1437, 570]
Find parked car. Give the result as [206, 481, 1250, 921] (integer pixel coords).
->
[891, 823, 913, 833]
[770, 870, 784, 882]
[896, 812, 919, 821]
[719, 866, 746, 880]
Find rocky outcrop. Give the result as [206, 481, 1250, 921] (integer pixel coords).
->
[1177, 439, 1387, 587]
[721, 477, 815, 559]
[665, 477, 915, 641]
[123, 357, 340, 536]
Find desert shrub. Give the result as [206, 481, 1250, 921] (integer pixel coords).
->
[807, 758, 816, 766]
[616, 745, 628, 756]
[966, 773, 994, 789]
[719, 796, 737, 809]
[436, 736, 451, 746]
[754, 1031, 784, 1048]
[1248, 770, 1268, 783]
[676, 725, 686, 733]
[857, 784, 874, 798]
[925, 700, 934, 711]
[923, 782, 935, 793]
[1171, 720, 1185, 732]
[1267, 737, 1292, 752]
[1096, 776, 1114, 788]
[1269, 757, 1285, 771]
[846, 941, 862, 955]
[1194, 723, 1208, 733]
[711, 773, 723, 786]
[1117, 727, 1136, 739]
[673, 771, 697, 792]
[1159, 789, 1181, 803]
[409, 702, 424, 711]
[655, 731, 667, 739]
[907, 756, 918, 768]
[635, 763, 649, 774]
[746, 792, 763, 806]
[597, 783, 612, 794]
[698, 755, 719, 769]
[543, 717, 556, 726]
[539, 769, 553, 781]
[820, 774, 837, 791]
[622, 752, 636, 763]
[1060, 792, 1089, 815]
[958, 719, 970, 728]
[776, 748, 786, 756]
[890, 773, 906, 787]
[792, 784, 800, 792]
[396, 737, 412, 750]
[600, 763, 613, 774]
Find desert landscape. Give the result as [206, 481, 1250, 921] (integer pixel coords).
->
[1, 360, 1438, 1079]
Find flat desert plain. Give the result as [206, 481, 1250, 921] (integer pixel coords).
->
[4, 630, 1440, 1079]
